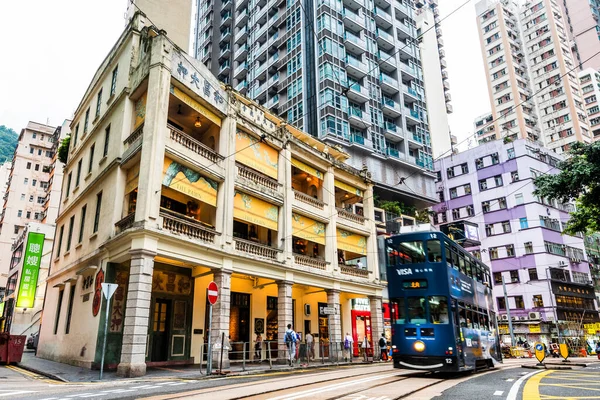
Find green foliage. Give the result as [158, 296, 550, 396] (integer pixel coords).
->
[58, 135, 71, 164]
[533, 141, 600, 235]
[0, 125, 18, 163]
[375, 199, 431, 224]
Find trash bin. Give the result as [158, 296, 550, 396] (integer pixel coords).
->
[0, 333, 26, 364]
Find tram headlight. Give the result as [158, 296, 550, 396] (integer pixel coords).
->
[413, 341, 426, 352]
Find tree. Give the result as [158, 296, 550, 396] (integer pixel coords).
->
[0, 125, 18, 163]
[376, 199, 431, 224]
[533, 141, 600, 235]
[58, 135, 71, 164]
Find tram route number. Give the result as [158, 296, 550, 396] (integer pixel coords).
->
[445, 358, 453, 364]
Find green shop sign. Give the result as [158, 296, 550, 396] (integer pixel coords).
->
[15, 232, 45, 308]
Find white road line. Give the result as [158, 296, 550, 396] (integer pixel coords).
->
[131, 385, 160, 389]
[78, 395, 107, 398]
[157, 381, 175, 385]
[101, 389, 137, 393]
[267, 373, 399, 400]
[493, 390, 504, 396]
[162, 382, 187, 386]
[506, 370, 544, 400]
[506, 378, 514, 382]
[0, 392, 37, 398]
[67, 394, 94, 398]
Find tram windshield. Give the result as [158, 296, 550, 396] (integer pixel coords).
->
[391, 296, 449, 324]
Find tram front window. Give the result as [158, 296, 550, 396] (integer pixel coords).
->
[407, 297, 427, 324]
[391, 298, 406, 324]
[397, 241, 426, 264]
[429, 296, 449, 324]
[427, 240, 442, 262]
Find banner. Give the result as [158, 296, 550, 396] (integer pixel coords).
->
[292, 213, 325, 245]
[162, 158, 218, 206]
[334, 180, 364, 197]
[235, 130, 279, 179]
[291, 159, 323, 179]
[233, 191, 279, 230]
[336, 229, 367, 255]
[15, 232, 45, 308]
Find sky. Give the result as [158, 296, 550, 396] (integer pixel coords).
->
[0, 0, 489, 152]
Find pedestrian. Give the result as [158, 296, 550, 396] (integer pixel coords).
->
[254, 333, 262, 362]
[306, 331, 314, 363]
[344, 332, 353, 362]
[595, 342, 600, 360]
[378, 333, 388, 361]
[357, 260, 363, 269]
[284, 324, 297, 366]
[361, 336, 371, 361]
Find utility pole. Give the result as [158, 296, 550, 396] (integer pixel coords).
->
[502, 275, 516, 347]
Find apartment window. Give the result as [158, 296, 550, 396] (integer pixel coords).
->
[32, 179, 37, 187]
[510, 270, 519, 283]
[34, 212, 39, 220]
[26, 211, 31, 219]
[479, 179, 488, 191]
[75, 159, 82, 187]
[66, 173, 72, 198]
[466, 205, 474, 216]
[464, 184, 472, 194]
[17, 210, 22, 217]
[103, 125, 110, 157]
[452, 209, 460, 220]
[493, 272, 502, 285]
[73, 124, 79, 147]
[29, 195, 33, 202]
[524, 241, 534, 254]
[460, 163, 468, 174]
[494, 175, 503, 186]
[498, 197, 507, 209]
[485, 224, 494, 236]
[78, 205, 87, 243]
[35, 164, 39, 171]
[515, 193, 524, 205]
[29, 147, 34, 154]
[88, 144, 95, 173]
[24, 178, 28, 185]
[26, 162, 31, 169]
[446, 167, 455, 178]
[489, 247, 499, 260]
[502, 221, 511, 233]
[528, 268, 539, 281]
[482, 201, 490, 213]
[20, 194, 25, 201]
[519, 217, 529, 229]
[514, 295, 524, 309]
[497, 297, 506, 310]
[13, 225, 19, 234]
[84, 108, 90, 134]
[507, 148, 515, 159]
[95, 90, 103, 119]
[506, 244, 515, 257]
[93, 192, 102, 233]
[53, 289, 64, 335]
[532, 295, 544, 308]
[110, 66, 118, 97]
[66, 215, 75, 252]
[511, 171, 519, 182]
[65, 285, 76, 334]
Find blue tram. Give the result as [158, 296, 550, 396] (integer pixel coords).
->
[385, 231, 502, 372]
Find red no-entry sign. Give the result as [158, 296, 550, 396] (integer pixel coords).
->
[207, 281, 219, 305]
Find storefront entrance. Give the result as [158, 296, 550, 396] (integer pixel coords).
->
[351, 310, 372, 357]
[230, 292, 250, 360]
[151, 298, 171, 361]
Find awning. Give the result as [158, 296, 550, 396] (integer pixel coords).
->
[234, 191, 279, 230]
[292, 159, 323, 180]
[235, 130, 279, 179]
[337, 228, 367, 255]
[334, 180, 364, 197]
[292, 213, 325, 245]
[162, 157, 218, 206]
[125, 164, 140, 194]
[170, 85, 222, 127]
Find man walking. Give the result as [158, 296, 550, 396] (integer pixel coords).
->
[305, 331, 314, 363]
[379, 333, 388, 361]
[344, 332, 354, 362]
[284, 324, 297, 366]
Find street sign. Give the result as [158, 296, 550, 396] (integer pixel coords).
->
[534, 342, 545, 364]
[207, 281, 219, 305]
[559, 343, 569, 360]
[322, 307, 337, 315]
[101, 283, 118, 300]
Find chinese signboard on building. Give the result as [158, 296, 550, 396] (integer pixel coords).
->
[15, 232, 45, 308]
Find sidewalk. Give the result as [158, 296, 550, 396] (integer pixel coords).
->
[17, 351, 378, 383]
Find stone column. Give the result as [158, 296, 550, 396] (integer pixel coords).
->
[277, 280, 293, 363]
[323, 166, 337, 270]
[280, 146, 293, 263]
[210, 269, 232, 369]
[216, 98, 237, 248]
[117, 249, 155, 377]
[363, 183, 378, 278]
[369, 296, 384, 355]
[327, 289, 342, 360]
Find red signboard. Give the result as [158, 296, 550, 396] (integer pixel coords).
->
[207, 281, 218, 305]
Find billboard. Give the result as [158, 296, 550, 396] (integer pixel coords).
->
[15, 232, 45, 308]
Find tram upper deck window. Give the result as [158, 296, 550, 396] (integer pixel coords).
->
[407, 297, 427, 324]
[391, 298, 406, 324]
[458, 253, 466, 274]
[397, 241, 426, 264]
[427, 240, 442, 262]
[429, 296, 449, 324]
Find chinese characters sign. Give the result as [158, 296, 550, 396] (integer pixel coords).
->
[15, 232, 45, 308]
[109, 270, 129, 333]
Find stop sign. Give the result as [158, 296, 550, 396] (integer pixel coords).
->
[207, 281, 219, 305]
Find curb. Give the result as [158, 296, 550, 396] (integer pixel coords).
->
[16, 363, 69, 383]
[521, 364, 572, 370]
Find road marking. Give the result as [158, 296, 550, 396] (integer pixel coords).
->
[132, 385, 161, 389]
[493, 390, 504, 396]
[506, 378, 514, 382]
[161, 382, 188, 386]
[267, 373, 399, 400]
[0, 391, 37, 397]
[513, 369, 550, 400]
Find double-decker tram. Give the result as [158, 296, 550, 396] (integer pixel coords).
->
[385, 231, 502, 372]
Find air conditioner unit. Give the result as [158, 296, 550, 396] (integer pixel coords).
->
[570, 258, 581, 263]
[529, 311, 541, 320]
[558, 261, 567, 267]
[519, 316, 527, 321]
[501, 314, 509, 321]
[511, 316, 518, 321]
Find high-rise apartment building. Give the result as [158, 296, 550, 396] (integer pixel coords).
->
[474, 112, 496, 144]
[560, 0, 600, 71]
[416, 0, 453, 159]
[475, 0, 592, 154]
[195, 0, 437, 203]
[578, 68, 600, 140]
[0, 122, 56, 287]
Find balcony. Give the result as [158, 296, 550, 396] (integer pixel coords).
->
[398, 43, 417, 60]
[347, 82, 370, 103]
[236, 162, 280, 192]
[404, 107, 422, 125]
[397, 21, 415, 39]
[167, 124, 225, 167]
[235, 0, 249, 11]
[344, 32, 367, 55]
[235, 44, 248, 61]
[235, 238, 280, 261]
[343, 9, 366, 32]
[234, 62, 247, 79]
[219, 61, 231, 75]
[293, 189, 325, 210]
[343, 0, 365, 11]
[115, 213, 135, 233]
[382, 97, 402, 117]
[376, 29, 394, 50]
[378, 51, 397, 73]
[348, 107, 372, 128]
[386, 147, 404, 160]
[345, 56, 367, 79]
[337, 207, 365, 224]
[384, 121, 402, 141]
[349, 133, 373, 150]
[236, 10, 249, 27]
[379, 73, 400, 94]
[395, 0, 411, 18]
[235, 80, 248, 92]
[161, 210, 219, 244]
[219, 46, 231, 60]
[221, 12, 233, 26]
[220, 29, 232, 42]
[374, 7, 393, 28]
[402, 84, 420, 102]
[408, 133, 425, 149]
[294, 254, 327, 270]
[235, 27, 248, 43]
[340, 265, 369, 278]
[265, 94, 279, 109]
[400, 62, 417, 80]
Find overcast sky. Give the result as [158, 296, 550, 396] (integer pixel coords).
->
[0, 0, 489, 151]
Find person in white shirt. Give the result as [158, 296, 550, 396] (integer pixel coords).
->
[305, 331, 314, 362]
[344, 332, 354, 361]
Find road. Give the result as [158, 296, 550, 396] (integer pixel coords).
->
[1, 360, 599, 399]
